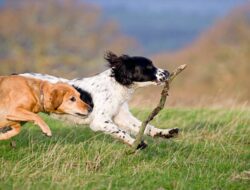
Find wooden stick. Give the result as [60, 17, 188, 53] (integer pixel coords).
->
[128, 64, 187, 154]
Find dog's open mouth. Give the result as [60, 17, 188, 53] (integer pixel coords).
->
[155, 77, 169, 85]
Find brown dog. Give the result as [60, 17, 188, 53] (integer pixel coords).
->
[0, 75, 92, 140]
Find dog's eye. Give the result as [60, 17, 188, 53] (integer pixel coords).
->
[70, 97, 76, 102]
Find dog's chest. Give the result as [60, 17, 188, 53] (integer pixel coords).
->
[73, 74, 132, 117]
[91, 82, 129, 107]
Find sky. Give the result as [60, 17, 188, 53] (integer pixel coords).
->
[83, 0, 248, 54]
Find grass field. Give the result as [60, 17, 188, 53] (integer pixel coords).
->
[0, 108, 249, 190]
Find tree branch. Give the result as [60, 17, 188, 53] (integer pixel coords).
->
[128, 64, 187, 154]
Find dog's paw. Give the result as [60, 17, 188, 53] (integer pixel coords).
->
[43, 131, 52, 137]
[169, 128, 179, 135]
[154, 128, 179, 139]
[0, 126, 13, 134]
[136, 141, 148, 150]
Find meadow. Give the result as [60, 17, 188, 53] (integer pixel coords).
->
[0, 108, 249, 190]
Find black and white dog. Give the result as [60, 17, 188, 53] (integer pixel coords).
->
[21, 52, 179, 149]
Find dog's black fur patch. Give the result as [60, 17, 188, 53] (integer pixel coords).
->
[136, 141, 148, 150]
[154, 128, 179, 138]
[73, 86, 94, 110]
[0, 126, 12, 133]
[105, 51, 158, 86]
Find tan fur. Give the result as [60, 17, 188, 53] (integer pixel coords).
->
[0, 75, 90, 140]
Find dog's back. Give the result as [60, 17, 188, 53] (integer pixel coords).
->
[20, 73, 69, 84]
[0, 75, 41, 98]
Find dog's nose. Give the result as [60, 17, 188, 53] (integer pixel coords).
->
[164, 70, 170, 79]
[159, 70, 170, 82]
[87, 106, 93, 113]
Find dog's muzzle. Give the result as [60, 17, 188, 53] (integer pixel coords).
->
[156, 69, 170, 84]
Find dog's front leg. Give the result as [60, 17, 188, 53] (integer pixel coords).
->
[90, 118, 147, 149]
[114, 103, 179, 138]
[6, 108, 52, 137]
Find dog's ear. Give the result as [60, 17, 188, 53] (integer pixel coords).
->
[116, 64, 133, 86]
[50, 88, 65, 110]
[105, 51, 129, 68]
[105, 51, 120, 68]
[105, 51, 133, 86]
[43, 82, 67, 112]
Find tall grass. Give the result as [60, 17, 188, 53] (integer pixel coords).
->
[0, 108, 249, 190]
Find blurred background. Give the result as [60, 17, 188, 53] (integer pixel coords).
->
[0, 0, 249, 107]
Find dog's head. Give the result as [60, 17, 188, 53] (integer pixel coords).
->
[105, 51, 169, 87]
[44, 82, 93, 117]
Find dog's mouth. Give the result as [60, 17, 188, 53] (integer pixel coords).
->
[74, 112, 89, 118]
[156, 81, 162, 85]
[155, 80, 165, 86]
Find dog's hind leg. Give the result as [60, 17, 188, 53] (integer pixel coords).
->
[90, 118, 147, 149]
[114, 103, 179, 138]
[0, 123, 21, 140]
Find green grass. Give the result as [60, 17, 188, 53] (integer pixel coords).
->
[0, 108, 250, 190]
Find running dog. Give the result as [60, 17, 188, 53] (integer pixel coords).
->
[0, 75, 92, 140]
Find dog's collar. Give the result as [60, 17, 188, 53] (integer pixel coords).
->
[39, 82, 45, 112]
